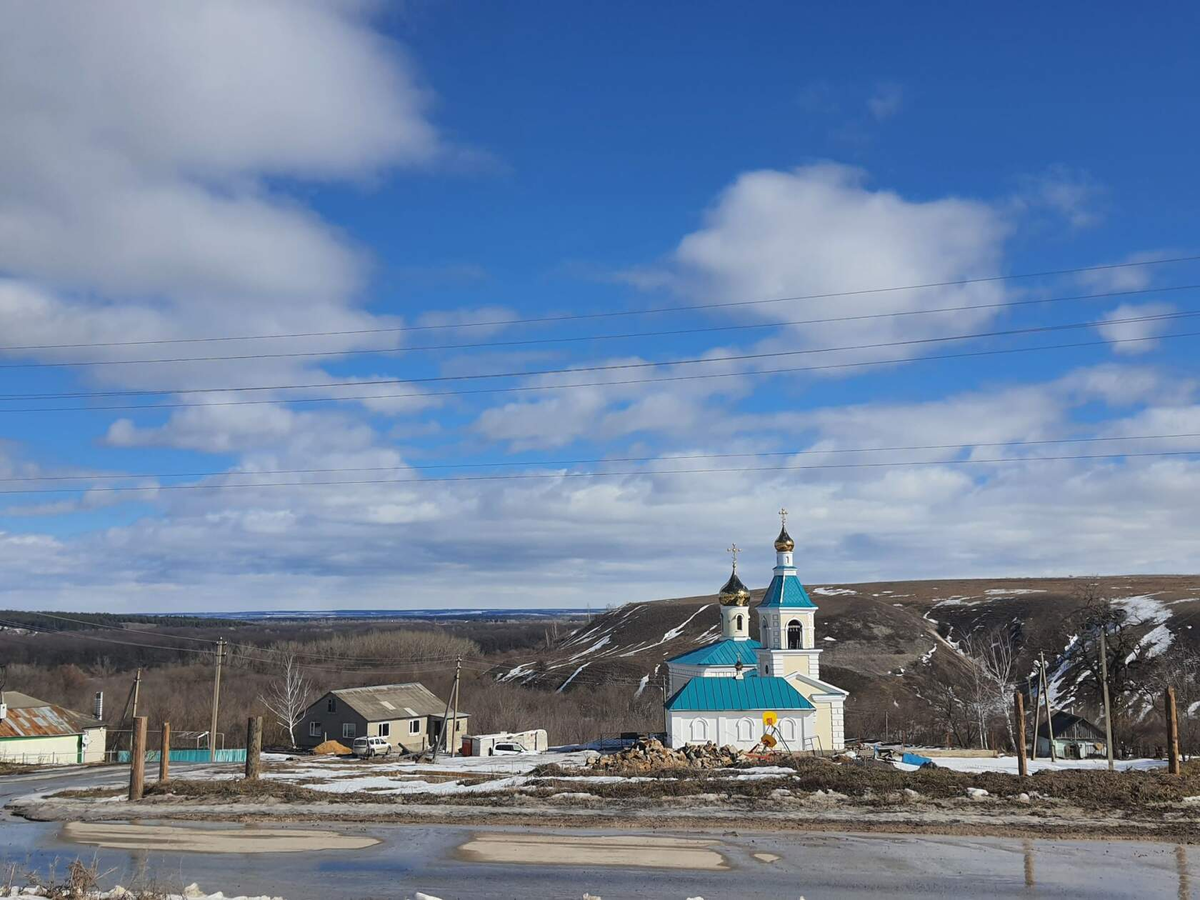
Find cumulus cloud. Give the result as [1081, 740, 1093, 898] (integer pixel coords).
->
[1096, 302, 1178, 354]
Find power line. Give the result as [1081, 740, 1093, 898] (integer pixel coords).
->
[1, 310, 1195, 407]
[2, 449, 1197, 496]
[4, 431, 1200, 484]
[3, 283, 1194, 369]
[2, 253, 1197, 351]
[2, 328, 1198, 415]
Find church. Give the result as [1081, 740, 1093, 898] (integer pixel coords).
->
[663, 512, 848, 753]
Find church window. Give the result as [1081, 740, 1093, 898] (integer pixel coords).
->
[735, 614, 744, 631]
[780, 719, 797, 742]
[736, 719, 754, 742]
[689, 718, 708, 742]
[787, 620, 803, 649]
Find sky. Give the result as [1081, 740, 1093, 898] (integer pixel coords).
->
[1, 1, 1199, 612]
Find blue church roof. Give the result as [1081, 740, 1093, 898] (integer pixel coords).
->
[665, 675, 815, 712]
[667, 638, 762, 667]
[758, 572, 816, 608]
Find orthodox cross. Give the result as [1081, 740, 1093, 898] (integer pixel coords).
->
[727, 543, 740, 571]
[779, 507, 789, 529]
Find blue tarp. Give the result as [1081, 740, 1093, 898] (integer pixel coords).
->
[901, 751, 934, 767]
[117, 748, 246, 763]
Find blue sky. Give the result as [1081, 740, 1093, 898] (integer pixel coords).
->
[1, 2, 1198, 611]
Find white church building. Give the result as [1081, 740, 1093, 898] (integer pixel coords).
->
[664, 513, 848, 753]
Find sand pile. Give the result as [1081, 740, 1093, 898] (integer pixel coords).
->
[311, 739, 353, 756]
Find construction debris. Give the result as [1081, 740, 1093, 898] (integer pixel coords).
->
[589, 738, 752, 772]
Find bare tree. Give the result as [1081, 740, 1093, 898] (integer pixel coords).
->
[258, 653, 313, 748]
[967, 627, 1019, 751]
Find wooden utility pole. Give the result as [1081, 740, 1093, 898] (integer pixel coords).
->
[1039, 652, 1057, 762]
[128, 716, 147, 801]
[131, 668, 142, 719]
[245, 716, 262, 780]
[209, 638, 225, 762]
[450, 662, 461, 759]
[432, 657, 461, 761]
[159, 721, 171, 783]
[1014, 691, 1028, 777]
[1098, 629, 1115, 771]
[1166, 687, 1181, 776]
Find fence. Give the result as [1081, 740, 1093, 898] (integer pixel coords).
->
[0, 750, 87, 766]
[114, 748, 246, 764]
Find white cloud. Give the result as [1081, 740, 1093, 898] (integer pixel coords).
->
[1010, 165, 1105, 230]
[867, 82, 904, 121]
[1096, 302, 1178, 354]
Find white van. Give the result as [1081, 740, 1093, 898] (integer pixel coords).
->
[352, 735, 392, 759]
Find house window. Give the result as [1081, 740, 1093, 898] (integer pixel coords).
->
[378, 723, 390, 738]
[308, 722, 321, 737]
[408, 719, 421, 735]
[342, 723, 356, 739]
[787, 620, 803, 649]
[327, 697, 337, 713]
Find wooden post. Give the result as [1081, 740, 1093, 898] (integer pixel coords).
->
[245, 716, 262, 780]
[1166, 687, 1181, 776]
[159, 720, 171, 783]
[1014, 692, 1028, 777]
[1098, 629, 1115, 771]
[128, 715, 147, 801]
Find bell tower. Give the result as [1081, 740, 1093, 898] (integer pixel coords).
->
[755, 508, 821, 679]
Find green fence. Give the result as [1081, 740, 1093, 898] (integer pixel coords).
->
[116, 748, 246, 764]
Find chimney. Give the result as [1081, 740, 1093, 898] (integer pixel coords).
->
[94, 691, 103, 720]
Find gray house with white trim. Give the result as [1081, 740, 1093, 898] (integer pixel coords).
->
[298, 683, 468, 755]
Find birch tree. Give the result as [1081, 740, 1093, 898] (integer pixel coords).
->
[259, 653, 313, 747]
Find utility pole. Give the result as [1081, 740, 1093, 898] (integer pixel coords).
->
[245, 716, 263, 780]
[1039, 652, 1057, 762]
[128, 716, 147, 801]
[209, 638, 225, 762]
[1098, 629, 1115, 772]
[450, 661, 461, 759]
[433, 657, 461, 761]
[159, 721, 171, 783]
[1014, 691, 1028, 777]
[131, 668, 142, 719]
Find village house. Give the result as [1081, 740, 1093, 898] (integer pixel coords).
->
[297, 682, 469, 755]
[0, 691, 106, 765]
[664, 511, 849, 753]
[1036, 711, 1108, 759]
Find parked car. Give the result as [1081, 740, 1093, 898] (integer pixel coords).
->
[490, 741, 530, 755]
[352, 736, 392, 759]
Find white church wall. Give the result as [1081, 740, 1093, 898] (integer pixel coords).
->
[667, 709, 812, 751]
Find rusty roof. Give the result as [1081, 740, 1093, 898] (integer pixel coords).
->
[0, 692, 103, 739]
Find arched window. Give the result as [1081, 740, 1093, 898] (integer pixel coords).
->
[690, 718, 708, 742]
[787, 619, 803, 649]
[736, 718, 754, 742]
[735, 614, 744, 631]
[780, 718, 797, 742]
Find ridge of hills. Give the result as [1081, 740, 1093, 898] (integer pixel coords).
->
[492, 574, 1200, 741]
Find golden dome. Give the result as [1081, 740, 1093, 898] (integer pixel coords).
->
[718, 568, 751, 607]
[774, 525, 795, 552]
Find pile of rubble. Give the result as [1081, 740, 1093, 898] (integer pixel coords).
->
[589, 738, 751, 772]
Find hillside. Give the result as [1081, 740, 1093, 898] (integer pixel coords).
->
[490, 575, 1200, 744]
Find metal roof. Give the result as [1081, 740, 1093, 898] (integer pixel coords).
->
[758, 573, 816, 609]
[668, 638, 762, 667]
[665, 675, 815, 712]
[0, 692, 103, 739]
[322, 683, 468, 722]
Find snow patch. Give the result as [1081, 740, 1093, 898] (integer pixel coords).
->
[811, 587, 857, 596]
[557, 663, 590, 692]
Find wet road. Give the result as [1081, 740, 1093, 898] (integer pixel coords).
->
[1, 767, 1195, 899]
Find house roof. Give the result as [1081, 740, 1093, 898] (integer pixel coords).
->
[0, 692, 103, 740]
[668, 638, 762, 667]
[758, 573, 816, 609]
[665, 675, 815, 712]
[1036, 711, 1106, 742]
[324, 683, 467, 722]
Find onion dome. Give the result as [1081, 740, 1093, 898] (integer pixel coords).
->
[718, 567, 751, 606]
[774, 524, 795, 552]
